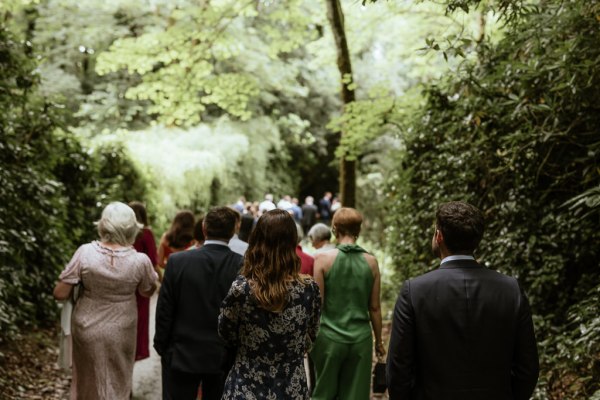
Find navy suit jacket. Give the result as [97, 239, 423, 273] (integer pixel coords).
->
[154, 243, 243, 374]
[386, 259, 539, 400]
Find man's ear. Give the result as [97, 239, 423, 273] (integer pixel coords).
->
[202, 221, 208, 238]
[435, 229, 444, 245]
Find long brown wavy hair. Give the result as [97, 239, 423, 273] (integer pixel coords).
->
[241, 209, 302, 313]
[165, 210, 195, 248]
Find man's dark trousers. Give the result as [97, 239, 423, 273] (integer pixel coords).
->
[154, 243, 242, 400]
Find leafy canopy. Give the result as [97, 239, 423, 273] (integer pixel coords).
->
[95, 0, 321, 126]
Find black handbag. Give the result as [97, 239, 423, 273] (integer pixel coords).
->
[372, 360, 387, 393]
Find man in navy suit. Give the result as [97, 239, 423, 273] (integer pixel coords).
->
[318, 191, 332, 224]
[155, 207, 243, 400]
[387, 201, 539, 400]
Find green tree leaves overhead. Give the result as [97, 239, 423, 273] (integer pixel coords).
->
[29, 0, 343, 207]
[328, 88, 399, 161]
[95, 0, 320, 125]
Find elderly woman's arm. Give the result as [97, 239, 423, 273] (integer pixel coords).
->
[138, 281, 157, 298]
[367, 254, 386, 358]
[53, 281, 73, 301]
[138, 256, 159, 298]
[54, 245, 84, 301]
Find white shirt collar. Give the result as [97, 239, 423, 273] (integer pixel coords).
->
[203, 240, 230, 246]
[440, 255, 475, 265]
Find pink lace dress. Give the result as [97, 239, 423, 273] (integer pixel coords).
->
[59, 241, 158, 399]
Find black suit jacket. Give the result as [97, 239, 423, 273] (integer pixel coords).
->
[154, 243, 243, 374]
[301, 204, 318, 229]
[386, 259, 539, 400]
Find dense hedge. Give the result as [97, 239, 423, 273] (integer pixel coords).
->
[384, 2, 599, 398]
[0, 27, 147, 341]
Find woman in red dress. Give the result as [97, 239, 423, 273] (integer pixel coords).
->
[129, 201, 158, 361]
[156, 210, 195, 271]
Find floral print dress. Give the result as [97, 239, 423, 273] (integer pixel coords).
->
[218, 275, 321, 399]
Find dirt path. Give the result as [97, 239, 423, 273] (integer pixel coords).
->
[0, 291, 389, 399]
[0, 293, 164, 400]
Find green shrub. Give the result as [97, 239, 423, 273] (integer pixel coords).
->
[0, 27, 148, 341]
[383, 1, 600, 397]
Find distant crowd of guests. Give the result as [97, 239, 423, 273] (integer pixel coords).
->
[229, 191, 340, 238]
[53, 197, 540, 400]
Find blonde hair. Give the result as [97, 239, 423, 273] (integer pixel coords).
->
[96, 202, 142, 246]
[241, 209, 302, 313]
[332, 207, 363, 238]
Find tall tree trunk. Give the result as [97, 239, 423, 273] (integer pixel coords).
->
[477, 11, 486, 43]
[326, 0, 356, 208]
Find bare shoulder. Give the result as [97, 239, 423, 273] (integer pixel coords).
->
[314, 249, 339, 264]
[362, 252, 379, 270]
[314, 249, 338, 276]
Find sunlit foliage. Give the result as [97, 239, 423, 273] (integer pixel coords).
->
[381, 1, 600, 397]
[95, 0, 321, 125]
[0, 24, 147, 339]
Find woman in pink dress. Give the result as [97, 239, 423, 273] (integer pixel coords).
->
[129, 201, 158, 361]
[53, 202, 158, 399]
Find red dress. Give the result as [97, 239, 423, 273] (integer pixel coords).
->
[296, 245, 315, 276]
[133, 228, 157, 360]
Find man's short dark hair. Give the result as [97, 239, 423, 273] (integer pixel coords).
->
[230, 208, 241, 222]
[204, 207, 237, 240]
[436, 201, 484, 253]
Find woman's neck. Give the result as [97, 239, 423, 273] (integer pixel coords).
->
[336, 235, 356, 245]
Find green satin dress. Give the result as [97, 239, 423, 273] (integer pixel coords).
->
[311, 244, 375, 400]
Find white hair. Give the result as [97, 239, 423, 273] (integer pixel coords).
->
[308, 223, 332, 242]
[96, 202, 142, 246]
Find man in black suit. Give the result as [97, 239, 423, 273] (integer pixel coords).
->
[154, 207, 243, 400]
[387, 201, 539, 400]
[318, 192, 332, 224]
[301, 196, 318, 235]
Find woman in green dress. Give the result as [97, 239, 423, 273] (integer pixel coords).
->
[311, 207, 386, 400]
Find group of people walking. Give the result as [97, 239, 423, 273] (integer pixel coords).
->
[53, 199, 540, 400]
[232, 192, 339, 234]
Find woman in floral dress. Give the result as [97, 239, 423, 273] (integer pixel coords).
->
[218, 209, 321, 399]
